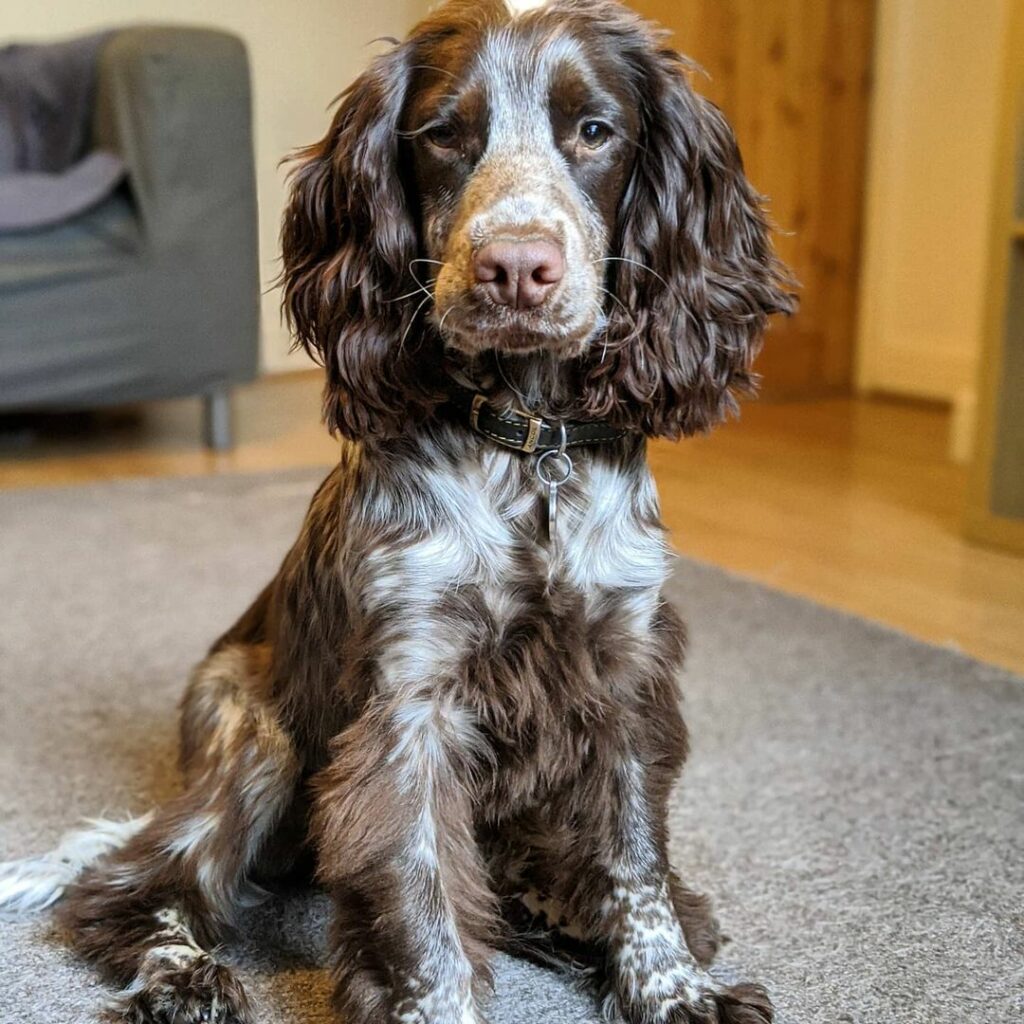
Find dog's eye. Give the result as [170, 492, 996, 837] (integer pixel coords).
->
[424, 123, 459, 150]
[579, 120, 613, 149]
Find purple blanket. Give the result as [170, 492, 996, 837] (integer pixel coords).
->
[0, 30, 126, 231]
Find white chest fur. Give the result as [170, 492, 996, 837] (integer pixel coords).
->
[356, 447, 671, 703]
[362, 449, 669, 619]
[557, 456, 669, 594]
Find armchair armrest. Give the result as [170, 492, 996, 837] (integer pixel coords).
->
[92, 27, 257, 248]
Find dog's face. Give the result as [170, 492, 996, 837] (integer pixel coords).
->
[406, 15, 640, 358]
[281, 0, 794, 439]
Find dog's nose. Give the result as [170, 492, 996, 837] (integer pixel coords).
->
[473, 240, 565, 309]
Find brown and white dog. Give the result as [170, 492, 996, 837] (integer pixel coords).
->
[0, 1, 794, 1021]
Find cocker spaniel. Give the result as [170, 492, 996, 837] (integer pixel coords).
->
[0, 1, 794, 1022]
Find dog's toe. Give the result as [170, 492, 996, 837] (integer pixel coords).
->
[631, 980, 773, 1024]
[712, 982, 774, 1024]
[109, 957, 251, 1024]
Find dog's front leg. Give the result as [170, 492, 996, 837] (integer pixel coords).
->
[310, 697, 496, 1024]
[584, 754, 772, 1024]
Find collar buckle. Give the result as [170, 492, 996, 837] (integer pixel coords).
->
[521, 415, 543, 454]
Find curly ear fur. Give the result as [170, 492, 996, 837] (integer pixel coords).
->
[280, 42, 442, 439]
[581, 24, 797, 438]
[283, 5, 793, 441]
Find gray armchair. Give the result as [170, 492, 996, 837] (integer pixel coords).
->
[0, 27, 260, 449]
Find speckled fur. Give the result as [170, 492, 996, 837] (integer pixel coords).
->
[0, 2, 795, 1022]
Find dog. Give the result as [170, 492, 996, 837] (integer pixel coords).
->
[0, 1, 794, 1021]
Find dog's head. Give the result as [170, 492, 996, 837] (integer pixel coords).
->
[282, 0, 795, 439]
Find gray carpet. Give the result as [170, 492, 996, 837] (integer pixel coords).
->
[0, 470, 1021, 1024]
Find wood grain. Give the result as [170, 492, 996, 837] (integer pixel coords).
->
[628, 0, 876, 399]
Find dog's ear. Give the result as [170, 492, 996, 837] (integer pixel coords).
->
[281, 43, 439, 439]
[582, 32, 796, 438]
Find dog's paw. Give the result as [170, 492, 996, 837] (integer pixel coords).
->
[713, 983, 774, 1024]
[613, 979, 773, 1024]
[659, 982, 773, 1024]
[109, 957, 251, 1024]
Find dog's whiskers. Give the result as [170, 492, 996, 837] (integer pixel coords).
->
[388, 259, 447, 305]
[597, 286, 641, 345]
[595, 259, 701, 331]
[593, 256, 672, 292]
[588, 298, 615, 364]
[436, 302, 462, 338]
[495, 350, 533, 410]
[411, 259, 446, 293]
[399, 293, 434, 353]
[389, 281, 437, 304]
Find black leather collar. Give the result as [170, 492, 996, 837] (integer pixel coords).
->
[445, 381, 626, 454]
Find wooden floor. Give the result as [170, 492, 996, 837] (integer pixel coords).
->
[2, 372, 1022, 675]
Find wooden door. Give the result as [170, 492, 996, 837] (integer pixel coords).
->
[628, 0, 876, 399]
[965, 0, 1024, 554]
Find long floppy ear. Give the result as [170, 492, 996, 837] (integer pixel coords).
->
[582, 31, 797, 438]
[280, 43, 440, 438]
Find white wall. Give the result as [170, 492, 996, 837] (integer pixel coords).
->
[856, 0, 1010, 457]
[4, 0, 428, 372]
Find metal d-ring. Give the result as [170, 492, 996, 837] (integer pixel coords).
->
[535, 448, 573, 487]
[537, 421, 571, 478]
[536, 424, 572, 545]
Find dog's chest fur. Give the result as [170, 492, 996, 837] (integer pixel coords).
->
[341, 431, 673, 809]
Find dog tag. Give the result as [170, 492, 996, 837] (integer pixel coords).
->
[536, 449, 573, 547]
[547, 478, 560, 541]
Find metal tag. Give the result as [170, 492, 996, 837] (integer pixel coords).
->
[536, 447, 573, 547]
[547, 478, 560, 540]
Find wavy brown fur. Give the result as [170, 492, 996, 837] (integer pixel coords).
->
[10, 3, 796, 1023]
[281, 0, 794, 440]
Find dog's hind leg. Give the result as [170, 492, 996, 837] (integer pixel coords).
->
[54, 644, 301, 1024]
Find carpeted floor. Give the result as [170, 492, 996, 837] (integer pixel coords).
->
[0, 470, 1021, 1024]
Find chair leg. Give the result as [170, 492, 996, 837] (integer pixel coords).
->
[203, 390, 234, 452]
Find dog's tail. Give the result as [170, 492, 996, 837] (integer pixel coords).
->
[0, 813, 152, 914]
